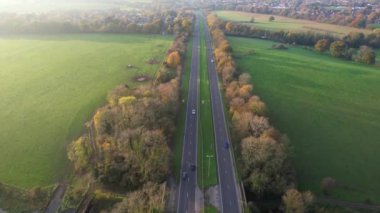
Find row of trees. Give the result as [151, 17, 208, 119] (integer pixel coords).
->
[223, 3, 380, 29]
[208, 13, 317, 212]
[67, 11, 193, 211]
[207, 14, 295, 201]
[0, 9, 188, 35]
[222, 20, 380, 49]
[316, 38, 377, 64]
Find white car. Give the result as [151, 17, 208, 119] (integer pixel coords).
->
[211, 59, 214, 63]
[192, 109, 196, 115]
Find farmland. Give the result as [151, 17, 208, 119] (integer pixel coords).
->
[214, 10, 373, 37]
[0, 34, 171, 188]
[228, 36, 380, 203]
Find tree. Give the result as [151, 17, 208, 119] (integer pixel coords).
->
[225, 22, 234, 32]
[343, 32, 365, 48]
[250, 17, 255, 23]
[269, 16, 275, 22]
[238, 73, 251, 85]
[247, 96, 267, 116]
[118, 96, 136, 105]
[282, 189, 314, 213]
[29, 187, 44, 201]
[321, 177, 336, 195]
[355, 45, 376, 64]
[241, 136, 290, 195]
[166, 51, 181, 68]
[110, 182, 166, 213]
[249, 116, 270, 137]
[330, 41, 346, 58]
[93, 108, 114, 135]
[282, 189, 305, 213]
[314, 39, 330, 53]
[350, 14, 367, 28]
[68, 136, 92, 172]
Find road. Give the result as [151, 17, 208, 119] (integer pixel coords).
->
[177, 15, 200, 213]
[202, 15, 242, 213]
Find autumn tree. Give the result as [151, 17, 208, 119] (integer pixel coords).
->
[110, 182, 166, 213]
[241, 136, 291, 195]
[314, 39, 330, 53]
[350, 14, 367, 28]
[68, 136, 92, 172]
[282, 189, 314, 213]
[355, 45, 376, 64]
[93, 108, 115, 135]
[269, 16, 275, 22]
[330, 40, 347, 58]
[225, 22, 235, 32]
[166, 51, 181, 68]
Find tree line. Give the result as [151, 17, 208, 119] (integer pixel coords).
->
[0, 9, 186, 35]
[67, 11, 193, 212]
[219, 3, 380, 29]
[221, 19, 378, 64]
[207, 14, 314, 212]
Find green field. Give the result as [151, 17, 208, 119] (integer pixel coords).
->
[214, 11, 373, 37]
[228, 37, 380, 203]
[198, 21, 218, 188]
[0, 34, 171, 188]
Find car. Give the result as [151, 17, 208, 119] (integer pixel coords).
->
[182, 171, 188, 180]
[191, 109, 196, 115]
[211, 59, 214, 63]
[224, 140, 229, 149]
[190, 164, 196, 171]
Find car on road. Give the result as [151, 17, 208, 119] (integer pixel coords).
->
[192, 109, 196, 115]
[224, 140, 229, 149]
[182, 171, 188, 180]
[211, 59, 214, 63]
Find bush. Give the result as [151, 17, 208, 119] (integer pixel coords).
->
[355, 45, 376, 64]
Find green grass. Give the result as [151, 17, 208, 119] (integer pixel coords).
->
[0, 34, 172, 188]
[198, 21, 218, 189]
[174, 38, 193, 182]
[228, 36, 380, 203]
[203, 204, 218, 213]
[214, 10, 372, 37]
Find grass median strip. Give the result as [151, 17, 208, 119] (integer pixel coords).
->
[173, 38, 193, 182]
[198, 20, 218, 189]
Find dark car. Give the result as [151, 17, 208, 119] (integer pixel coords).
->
[190, 164, 196, 171]
[182, 171, 188, 180]
[224, 140, 229, 149]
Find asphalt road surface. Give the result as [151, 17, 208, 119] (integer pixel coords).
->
[202, 15, 242, 213]
[177, 15, 200, 213]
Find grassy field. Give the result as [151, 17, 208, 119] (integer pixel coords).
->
[214, 11, 373, 37]
[174, 38, 193, 182]
[228, 36, 380, 203]
[0, 34, 172, 188]
[198, 21, 218, 188]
